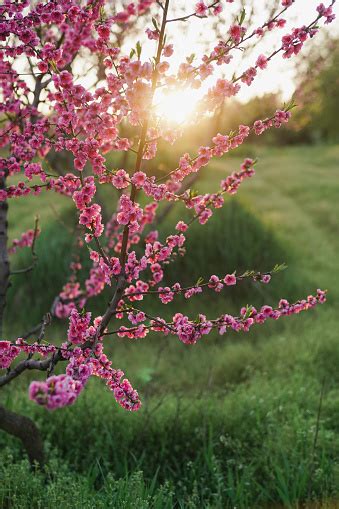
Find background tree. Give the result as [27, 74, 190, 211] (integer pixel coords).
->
[292, 36, 339, 142]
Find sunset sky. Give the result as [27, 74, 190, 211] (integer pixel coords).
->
[18, 0, 337, 121]
[142, 0, 338, 102]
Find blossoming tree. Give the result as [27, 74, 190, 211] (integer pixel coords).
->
[0, 0, 335, 464]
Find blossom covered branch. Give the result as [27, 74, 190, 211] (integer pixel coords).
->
[0, 0, 334, 412]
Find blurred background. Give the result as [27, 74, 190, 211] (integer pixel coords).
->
[1, 1, 339, 507]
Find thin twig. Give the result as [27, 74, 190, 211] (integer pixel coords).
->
[10, 216, 40, 275]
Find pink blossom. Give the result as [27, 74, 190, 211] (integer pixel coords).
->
[213, 4, 223, 15]
[195, 2, 208, 17]
[163, 44, 174, 57]
[8, 228, 40, 255]
[0, 341, 20, 369]
[157, 61, 169, 74]
[146, 28, 159, 40]
[175, 221, 188, 232]
[131, 171, 147, 188]
[256, 54, 268, 70]
[67, 309, 92, 344]
[112, 169, 129, 189]
[229, 24, 246, 43]
[224, 274, 237, 286]
[29, 374, 85, 410]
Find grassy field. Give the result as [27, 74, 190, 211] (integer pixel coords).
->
[1, 144, 339, 508]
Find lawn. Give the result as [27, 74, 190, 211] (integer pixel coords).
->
[1, 144, 339, 508]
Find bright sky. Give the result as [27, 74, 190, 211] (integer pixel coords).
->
[137, 0, 339, 102]
[14, 0, 338, 120]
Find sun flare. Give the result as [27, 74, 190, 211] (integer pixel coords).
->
[155, 88, 200, 125]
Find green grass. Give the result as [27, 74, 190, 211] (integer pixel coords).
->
[1, 144, 339, 507]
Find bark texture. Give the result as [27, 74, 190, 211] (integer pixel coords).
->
[0, 404, 44, 466]
[0, 176, 45, 466]
[0, 175, 9, 338]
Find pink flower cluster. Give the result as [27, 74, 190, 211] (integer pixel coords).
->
[220, 158, 256, 194]
[109, 377, 141, 411]
[79, 204, 104, 240]
[72, 177, 96, 210]
[114, 0, 155, 23]
[54, 281, 85, 319]
[172, 312, 212, 344]
[89, 346, 141, 410]
[254, 110, 291, 135]
[195, 2, 225, 17]
[229, 24, 247, 43]
[8, 228, 40, 255]
[67, 309, 94, 345]
[317, 3, 335, 23]
[0, 341, 20, 369]
[15, 339, 57, 357]
[218, 289, 327, 334]
[117, 195, 143, 233]
[29, 374, 85, 410]
[111, 290, 326, 342]
[127, 264, 272, 307]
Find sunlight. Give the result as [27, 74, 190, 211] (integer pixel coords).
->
[155, 88, 200, 125]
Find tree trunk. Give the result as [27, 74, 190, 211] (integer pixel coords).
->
[0, 175, 9, 338]
[0, 176, 45, 467]
[0, 404, 44, 466]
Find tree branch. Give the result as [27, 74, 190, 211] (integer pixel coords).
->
[0, 404, 44, 466]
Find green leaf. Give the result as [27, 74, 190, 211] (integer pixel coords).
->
[243, 305, 253, 319]
[99, 6, 106, 21]
[272, 263, 288, 273]
[136, 41, 142, 59]
[239, 8, 246, 25]
[240, 269, 255, 278]
[283, 99, 297, 112]
[49, 60, 58, 72]
[189, 189, 198, 198]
